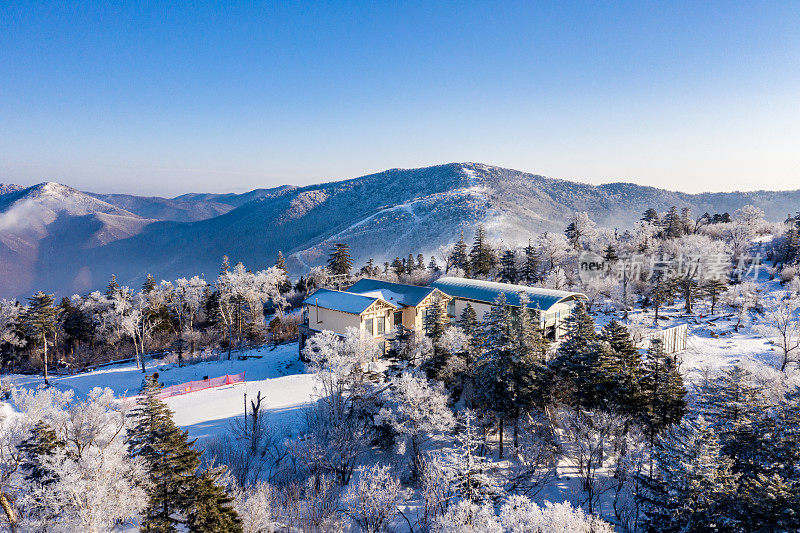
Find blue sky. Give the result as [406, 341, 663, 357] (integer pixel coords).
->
[1, 1, 798, 195]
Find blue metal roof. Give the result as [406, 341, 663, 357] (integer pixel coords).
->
[430, 277, 586, 312]
[347, 278, 437, 308]
[302, 288, 396, 315]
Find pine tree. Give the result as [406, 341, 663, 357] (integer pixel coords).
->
[642, 208, 660, 225]
[597, 320, 644, 416]
[18, 420, 65, 523]
[548, 301, 602, 407]
[327, 243, 353, 276]
[519, 241, 539, 285]
[703, 277, 728, 315]
[417, 254, 426, 270]
[25, 291, 58, 386]
[602, 243, 619, 263]
[428, 256, 440, 273]
[639, 339, 687, 476]
[185, 468, 242, 532]
[476, 294, 516, 458]
[143, 273, 157, 293]
[391, 257, 405, 277]
[639, 416, 738, 532]
[424, 296, 449, 342]
[565, 221, 580, 250]
[449, 232, 470, 275]
[275, 251, 292, 293]
[662, 206, 682, 239]
[219, 255, 230, 275]
[680, 207, 693, 235]
[407, 253, 416, 274]
[105, 274, 121, 298]
[499, 250, 518, 284]
[469, 225, 495, 278]
[129, 375, 203, 532]
[513, 295, 551, 424]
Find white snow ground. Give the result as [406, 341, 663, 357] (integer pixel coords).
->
[2, 343, 317, 441]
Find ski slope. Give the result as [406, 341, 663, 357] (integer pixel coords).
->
[3, 343, 318, 441]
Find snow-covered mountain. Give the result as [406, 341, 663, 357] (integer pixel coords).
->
[2, 163, 799, 299]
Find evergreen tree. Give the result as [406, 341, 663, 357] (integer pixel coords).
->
[475, 294, 516, 458]
[143, 273, 157, 293]
[639, 416, 738, 532]
[407, 253, 416, 274]
[703, 277, 728, 315]
[519, 241, 539, 285]
[564, 221, 580, 250]
[513, 295, 551, 422]
[274, 251, 292, 293]
[417, 254, 426, 270]
[129, 375, 203, 532]
[185, 468, 242, 533]
[499, 250, 518, 284]
[18, 420, 65, 523]
[642, 208, 660, 225]
[639, 339, 687, 475]
[449, 231, 470, 275]
[25, 291, 58, 386]
[680, 207, 693, 235]
[548, 301, 603, 407]
[469, 225, 495, 278]
[219, 255, 230, 275]
[597, 320, 644, 416]
[602, 243, 619, 263]
[106, 274, 121, 298]
[428, 256, 440, 273]
[327, 243, 353, 276]
[662, 206, 682, 239]
[391, 257, 405, 277]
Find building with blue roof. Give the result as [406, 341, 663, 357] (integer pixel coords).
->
[430, 276, 587, 339]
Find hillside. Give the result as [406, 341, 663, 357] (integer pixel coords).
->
[2, 163, 799, 299]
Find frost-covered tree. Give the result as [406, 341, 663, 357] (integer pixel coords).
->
[499, 496, 614, 533]
[433, 500, 502, 533]
[343, 464, 402, 533]
[639, 416, 738, 532]
[723, 280, 761, 331]
[498, 250, 518, 284]
[565, 211, 597, 250]
[380, 372, 454, 479]
[519, 240, 540, 285]
[469, 225, 495, 278]
[758, 295, 800, 372]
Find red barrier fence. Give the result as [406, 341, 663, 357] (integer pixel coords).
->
[124, 372, 246, 402]
[158, 372, 246, 399]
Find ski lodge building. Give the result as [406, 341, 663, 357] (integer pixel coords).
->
[299, 276, 587, 352]
[299, 279, 451, 352]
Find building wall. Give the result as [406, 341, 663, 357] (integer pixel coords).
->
[305, 305, 362, 336]
[448, 297, 579, 339]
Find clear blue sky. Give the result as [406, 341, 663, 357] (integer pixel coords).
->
[1, 1, 798, 196]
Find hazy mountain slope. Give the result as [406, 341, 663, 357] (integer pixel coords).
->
[2, 165, 799, 299]
[0, 183, 152, 297]
[86, 192, 234, 222]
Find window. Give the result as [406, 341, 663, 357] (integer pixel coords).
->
[446, 299, 455, 317]
[365, 318, 374, 335]
[377, 317, 385, 335]
[394, 311, 403, 328]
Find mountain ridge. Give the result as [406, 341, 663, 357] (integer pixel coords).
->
[1, 164, 799, 299]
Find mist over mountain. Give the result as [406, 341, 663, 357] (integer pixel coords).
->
[2, 163, 798, 300]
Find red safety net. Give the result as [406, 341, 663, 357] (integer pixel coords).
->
[157, 372, 246, 399]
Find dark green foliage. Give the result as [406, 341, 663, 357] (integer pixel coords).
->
[597, 320, 644, 415]
[602, 243, 619, 263]
[25, 291, 58, 385]
[469, 225, 495, 278]
[519, 241, 539, 285]
[129, 375, 203, 532]
[143, 273, 157, 293]
[19, 420, 64, 486]
[326, 243, 353, 276]
[642, 208, 660, 224]
[638, 340, 687, 449]
[639, 416, 738, 532]
[499, 250, 518, 284]
[449, 232, 470, 275]
[275, 251, 292, 293]
[185, 468, 242, 533]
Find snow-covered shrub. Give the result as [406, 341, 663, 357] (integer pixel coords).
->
[343, 464, 402, 533]
[432, 500, 502, 533]
[232, 481, 280, 533]
[499, 495, 615, 533]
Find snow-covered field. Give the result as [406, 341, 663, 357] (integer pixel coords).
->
[2, 343, 318, 441]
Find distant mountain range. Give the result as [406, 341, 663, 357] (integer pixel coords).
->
[1, 163, 798, 300]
